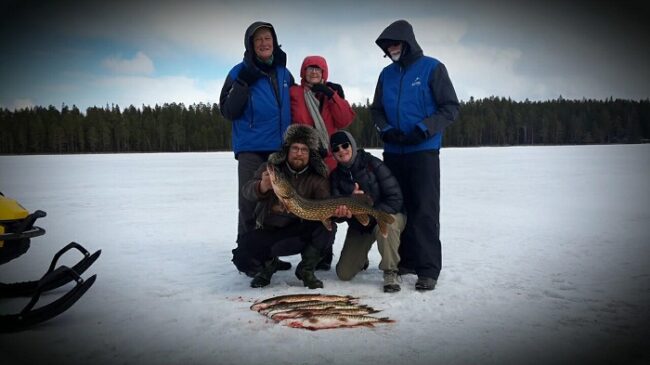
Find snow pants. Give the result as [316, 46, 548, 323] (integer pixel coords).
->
[236, 152, 272, 238]
[336, 213, 406, 280]
[384, 150, 442, 280]
[236, 221, 332, 264]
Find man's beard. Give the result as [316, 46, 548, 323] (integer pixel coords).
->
[288, 158, 308, 171]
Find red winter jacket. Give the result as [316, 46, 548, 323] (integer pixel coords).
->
[290, 55, 356, 173]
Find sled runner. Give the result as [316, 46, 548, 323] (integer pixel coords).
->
[0, 192, 100, 332]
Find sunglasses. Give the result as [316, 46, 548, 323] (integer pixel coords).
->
[332, 142, 350, 153]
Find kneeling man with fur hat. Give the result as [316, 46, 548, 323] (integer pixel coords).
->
[234, 124, 342, 289]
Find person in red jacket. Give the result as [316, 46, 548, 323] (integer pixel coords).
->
[290, 55, 356, 173]
[290, 55, 356, 271]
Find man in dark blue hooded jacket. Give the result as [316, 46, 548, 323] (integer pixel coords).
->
[371, 19, 460, 291]
[220, 22, 294, 275]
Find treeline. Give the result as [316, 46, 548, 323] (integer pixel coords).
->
[1, 97, 648, 154]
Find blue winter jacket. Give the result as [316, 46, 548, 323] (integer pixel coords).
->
[225, 63, 292, 155]
[219, 21, 293, 157]
[379, 56, 442, 153]
[371, 19, 459, 154]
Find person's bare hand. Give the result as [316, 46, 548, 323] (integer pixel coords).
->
[259, 171, 272, 193]
[333, 205, 352, 218]
[352, 183, 364, 195]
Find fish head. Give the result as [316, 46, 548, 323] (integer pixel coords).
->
[266, 164, 295, 203]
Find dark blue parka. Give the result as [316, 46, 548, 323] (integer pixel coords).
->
[219, 22, 294, 157]
[371, 20, 459, 153]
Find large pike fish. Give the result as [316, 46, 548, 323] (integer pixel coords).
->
[250, 293, 357, 312]
[279, 314, 394, 330]
[267, 164, 395, 237]
[270, 306, 379, 321]
[264, 301, 372, 318]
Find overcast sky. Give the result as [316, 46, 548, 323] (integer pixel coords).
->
[1, 0, 649, 111]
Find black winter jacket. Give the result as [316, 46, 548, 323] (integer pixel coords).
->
[330, 150, 403, 231]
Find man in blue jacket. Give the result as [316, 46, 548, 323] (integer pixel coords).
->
[220, 21, 294, 275]
[371, 20, 460, 291]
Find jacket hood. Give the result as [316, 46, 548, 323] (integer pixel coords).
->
[330, 130, 358, 168]
[268, 124, 328, 177]
[300, 55, 329, 82]
[375, 19, 423, 65]
[243, 21, 287, 67]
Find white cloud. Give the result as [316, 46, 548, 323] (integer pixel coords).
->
[88, 75, 222, 108]
[102, 52, 155, 75]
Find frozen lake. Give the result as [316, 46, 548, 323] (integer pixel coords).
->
[1, 144, 649, 364]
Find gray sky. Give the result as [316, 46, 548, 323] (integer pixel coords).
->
[1, 0, 649, 110]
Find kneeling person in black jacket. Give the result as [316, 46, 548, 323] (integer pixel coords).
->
[329, 131, 406, 292]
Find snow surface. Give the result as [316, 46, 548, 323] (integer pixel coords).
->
[1, 145, 649, 365]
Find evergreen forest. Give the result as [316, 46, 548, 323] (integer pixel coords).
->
[1, 97, 648, 154]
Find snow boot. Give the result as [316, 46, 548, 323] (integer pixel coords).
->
[383, 270, 401, 293]
[415, 276, 437, 291]
[295, 246, 324, 289]
[250, 258, 279, 288]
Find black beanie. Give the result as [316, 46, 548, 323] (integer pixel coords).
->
[330, 131, 351, 149]
[330, 130, 358, 167]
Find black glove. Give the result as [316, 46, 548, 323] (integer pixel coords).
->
[318, 146, 328, 158]
[326, 82, 345, 99]
[310, 83, 334, 99]
[403, 128, 427, 145]
[380, 128, 406, 144]
[237, 66, 263, 86]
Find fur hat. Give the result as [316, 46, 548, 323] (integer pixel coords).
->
[268, 124, 328, 177]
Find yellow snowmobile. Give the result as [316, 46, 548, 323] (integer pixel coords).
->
[0, 192, 100, 332]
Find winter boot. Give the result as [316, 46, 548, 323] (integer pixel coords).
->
[415, 276, 437, 291]
[250, 258, 279, 288]
[383, 270, 401, 293]
[295, 246, 324, 289]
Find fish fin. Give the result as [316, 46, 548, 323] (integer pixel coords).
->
[321, 219, 333, 231]
[377, 211, 395, 225]
[354, 214, 370, 226]
[378, 221, 388, 238]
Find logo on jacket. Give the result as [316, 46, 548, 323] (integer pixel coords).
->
[283, 80, 289, 88]
[411, 77, 421, 87]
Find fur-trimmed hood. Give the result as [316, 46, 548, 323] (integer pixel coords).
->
[268, 124, 328, 177]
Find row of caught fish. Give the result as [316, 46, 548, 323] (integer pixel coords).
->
[250, 293, 394, 330]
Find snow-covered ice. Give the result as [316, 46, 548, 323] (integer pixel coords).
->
[1, 144, 649, 364]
